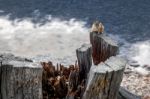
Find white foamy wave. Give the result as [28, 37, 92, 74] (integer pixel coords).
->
[119, 37, 150, 66]
[131, 40, 150, 66]
[0, 15, 149, 68]
[0, 15, 89, 64]
[117, 36, 150, 75]
[120, 40, 150, 75]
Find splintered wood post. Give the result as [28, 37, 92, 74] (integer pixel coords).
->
[83, 56, 126, 99]
[0, 60, 2, 99]
[90, 32, 119, 65]
[0, 54, 43, 99]
[76, 44, 92, 84]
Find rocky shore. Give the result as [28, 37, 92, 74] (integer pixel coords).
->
[122, 64, 150, 99]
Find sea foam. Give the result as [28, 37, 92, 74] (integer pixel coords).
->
[0, 15, 149, 72]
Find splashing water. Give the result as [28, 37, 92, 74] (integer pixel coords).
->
[0, 15, 89, 62]
[132, 41, 150, 66]
[119, 40, 150, 75]
[0, 14, 149, 69]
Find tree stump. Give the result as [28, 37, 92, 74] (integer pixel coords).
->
[0, 59, 2, 99]
[0, 54, 43, 99]
[76, 44, 92, 84]
[90, 32, 118, 65]
[83, 56, 126, 99]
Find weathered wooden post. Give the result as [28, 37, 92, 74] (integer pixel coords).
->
[0, 54, 43, 99]
[83, 56, 126, 99]
[76, 44, 92, 84]
[90, 32, 118, 65]
[0, 59, 2, 99]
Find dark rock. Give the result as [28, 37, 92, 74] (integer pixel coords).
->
[143, 65, 150, 71]
[124, 70, 132, 74]
[118, 87, 141, 99]
[129, 61, 140, 67]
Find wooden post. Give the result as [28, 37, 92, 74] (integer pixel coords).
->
[90, 32, 118, 65]
[0, 59, 2, 99]
[83, 56, 126, 99]
[76, 44, 92, 84]
[0, 54, 43, 99]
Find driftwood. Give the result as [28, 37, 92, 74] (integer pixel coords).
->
[0, 54, 42, 99]
[83, 56, 126, 99]
[90, 32, 118, 65]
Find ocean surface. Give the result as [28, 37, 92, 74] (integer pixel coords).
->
[0, 0, 150, 69]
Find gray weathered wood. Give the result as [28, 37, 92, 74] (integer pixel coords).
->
[90, 32, 119, 65]
[83, 56, 126, 99]
[0, 59, 2, 99]
[76, 44, 92, 83]
[0, 54, 43, 99]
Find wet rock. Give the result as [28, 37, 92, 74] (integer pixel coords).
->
[143, 65, 150, 71]
[118, 87, 141, 99]
[124, 69, 132, 74]
[129, 61, 140, 67]
[143, 96, 150, 99]
[135, 67, 150, 76]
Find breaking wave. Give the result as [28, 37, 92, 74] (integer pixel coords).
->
[0, 14, 149, 68]
[131, 40, 150, 66]
[0, 15, 89, 61]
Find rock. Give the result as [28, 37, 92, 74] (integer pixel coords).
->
[135, 67, 150, 76]
[143, 96, 150, 99]
[129, 61, 140, 67]
[118, 87, 141, 99]
[143, 65, 150, 71]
